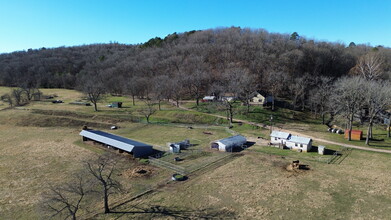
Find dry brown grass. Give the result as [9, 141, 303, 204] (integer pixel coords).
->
[0, 124, 95, 219]
[103, 150, 391, 219]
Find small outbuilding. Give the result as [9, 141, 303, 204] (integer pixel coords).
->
[270, 131, 291, 145]
[318, 145, 325, 155]
[285, 136, 312, 152]
[80, 129, 154, 158]
[344, 130, 362, 141]
[211, 135, 247, 152]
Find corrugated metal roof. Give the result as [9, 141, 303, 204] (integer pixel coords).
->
[270, 131, 290, 139]
[80, 129, 152, 153]
[216, 135, 247, 147]
[288, 135, 312, 145]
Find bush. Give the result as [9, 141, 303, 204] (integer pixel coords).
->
[139, 158, 149, 164]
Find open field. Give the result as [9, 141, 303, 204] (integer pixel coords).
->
[1, 88, 391, 219]
[97, 148, 391, 219]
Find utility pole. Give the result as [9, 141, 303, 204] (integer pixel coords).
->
[270, 115, 273, 134]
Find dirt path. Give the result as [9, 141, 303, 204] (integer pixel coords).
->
[172, 101, 391, 154]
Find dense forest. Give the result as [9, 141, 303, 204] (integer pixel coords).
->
[1, 27, 391, 106]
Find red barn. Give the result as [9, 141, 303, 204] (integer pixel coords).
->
[344, 130, 363, 141]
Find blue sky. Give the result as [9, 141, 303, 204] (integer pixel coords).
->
[0, 0, 390, 53]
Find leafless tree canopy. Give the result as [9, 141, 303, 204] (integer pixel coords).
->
[85, 155, 121, 214]
[41, 174, 92, 220]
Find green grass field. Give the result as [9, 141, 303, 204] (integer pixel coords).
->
[1, 88, 391, 219]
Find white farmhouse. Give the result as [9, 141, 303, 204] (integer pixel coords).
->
[270, 131, 290, 145]
[250, 91, 274, 105]
[285, 136, 312, 152]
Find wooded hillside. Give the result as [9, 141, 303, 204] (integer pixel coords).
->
[0, 27, 390, 97]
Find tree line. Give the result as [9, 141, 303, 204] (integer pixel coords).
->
[1, 27, 390, 143]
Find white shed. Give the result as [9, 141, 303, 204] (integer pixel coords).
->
[270, 131, 291, 145]
[211, 135, 247, 152]
[286, 136, 312, 152]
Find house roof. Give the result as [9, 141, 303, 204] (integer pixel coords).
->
[221, 93, 235, 97]
[288, 135, 312, 145]
[203, 96, 215, 100]
[345, 130, 362, 134]
[80, 129, 152, 153]
[270, 131, 290, 139]
[215, 135, 247, 147]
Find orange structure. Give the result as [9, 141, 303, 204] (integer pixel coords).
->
[344, 130, 363, 140]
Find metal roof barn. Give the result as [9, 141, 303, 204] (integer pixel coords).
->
[270, 131, 291, 139]
[288, 136, 312, 145]
[80, 129, 154, 158]
[211, 135, 247, 152]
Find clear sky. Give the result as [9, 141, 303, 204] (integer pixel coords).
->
[0, 0, 390, 53]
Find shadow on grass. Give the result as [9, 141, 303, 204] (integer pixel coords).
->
[231, 141, 256, 152]
[108, 204, 236, 219]
[310, 146, 337, 155]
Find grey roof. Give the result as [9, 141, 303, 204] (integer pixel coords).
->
[288, 135, 312, 145]
[216, 135, 247, 147]
[80, 129, 152, 154]
[270, 131, 291, 139]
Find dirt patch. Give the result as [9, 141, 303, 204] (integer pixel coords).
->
[123, 166, 157, 178]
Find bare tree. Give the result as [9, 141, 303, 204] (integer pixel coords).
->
[331, 76, 366, 141]
[265, 71, 288, 111]
[11, 88, 26, 106]
[213, 67, 245, 126]
[125, 76, 145, 106]
[186, 69, 210, 107]
[1, 94, 13, 107]
[138, 99, 157, 123]
[237, 71, 258, 113]
[308, 76, 334, 125]
[85, 155, 121, 214]
[79, 73, 106, 112]
[41, 174, 92, 220]
[351, 52, 384, 81]
[362, 80, 391, 145]
[152, 75, 171, 110]
[169, 75, 185, 107]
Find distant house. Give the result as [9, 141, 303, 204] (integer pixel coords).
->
[202, 96, 216, 102]
[270, 131, 290, 145]
[80, 129, 154, 158]
[250, 91, 274, 105]
[285, 136, 312, 152]
[211, 135, 247, 152]
[219, 93, 236, 102]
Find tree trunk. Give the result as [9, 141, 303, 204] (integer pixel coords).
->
[93, 102, 98, 112]
[272, 99, 275, 111]
[132, 95, 135, 106]
[103, 188, 110, 213]
[176, 99, 179, 107]
[321, 112, 325, 125]
[229, 105, 234, 126]
[146, 115, 150, 123]
[365, 121, 372, 145]
[246, 101, 250, 113]
[348, 115, 354, 141]
[158, 100, 161, 111]
[196, 98, 199, 106]
[388, 120, 391, 138]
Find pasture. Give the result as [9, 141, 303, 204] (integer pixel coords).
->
[0, 88, 390, 219]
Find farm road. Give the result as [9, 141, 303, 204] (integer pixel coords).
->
[171, 101, 391, 154]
